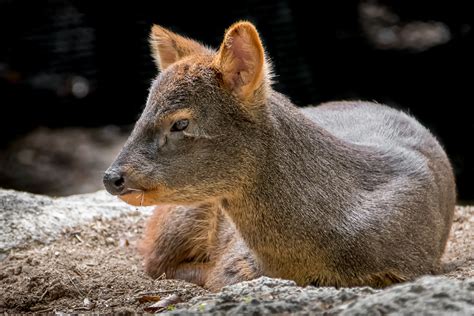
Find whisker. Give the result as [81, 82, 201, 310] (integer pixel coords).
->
[127, 188, 143, 192]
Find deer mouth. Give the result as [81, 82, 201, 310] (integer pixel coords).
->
[119, 188, 145, 196]
[117, 185, 180, 206]
[118, 189, 149, 206]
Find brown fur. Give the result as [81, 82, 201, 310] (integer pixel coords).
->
[138, 204, 213, 286]
[150, 25, 212, 70]
[138, 203, 261, 291]
[104, 21, 456, 291]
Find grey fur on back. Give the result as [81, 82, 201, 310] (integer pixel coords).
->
[302, 100, 455, 254]
[240, 94, 456, 284]
[217, 91, 457, 286]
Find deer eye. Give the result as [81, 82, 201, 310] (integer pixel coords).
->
[170, 119, 189, 132]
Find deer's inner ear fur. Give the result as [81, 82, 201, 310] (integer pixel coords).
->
[213, 21, 268, 103]
[150, 25, 209, 71]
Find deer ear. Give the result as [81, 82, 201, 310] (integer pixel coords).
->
[213, 21, 267, 102]
[150, 25, 208, 71]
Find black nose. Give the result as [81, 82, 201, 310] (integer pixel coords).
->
[103, 169, 125, 195]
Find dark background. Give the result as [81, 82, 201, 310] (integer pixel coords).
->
[0, 0, 472, 201]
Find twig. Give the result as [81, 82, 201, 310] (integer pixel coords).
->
[66, 274, 85, 298]
[74, 234, 84, 243]
[135, 289, 179, 297]
[30, 306, 53, 313]
[39, 287, 50, 302]
[157, 273, 166, 280]
[73, 306, 93, 311]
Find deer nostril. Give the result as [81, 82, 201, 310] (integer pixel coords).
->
[103, 169, 126, 195]
[114, 176, 124, 188]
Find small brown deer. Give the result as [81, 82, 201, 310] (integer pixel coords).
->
[103, 21, 456, 291]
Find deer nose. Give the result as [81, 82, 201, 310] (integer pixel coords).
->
[103, 169, 126, 195]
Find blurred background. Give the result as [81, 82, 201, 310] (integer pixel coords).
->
[0, 0, 472, 202]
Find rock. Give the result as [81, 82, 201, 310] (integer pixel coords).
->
[336, 276, 474, 315]
[167, 276, 473, 315]
[0, 189, 153, 256]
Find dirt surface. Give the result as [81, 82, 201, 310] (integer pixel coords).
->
[0, 211, 207, 313]
[0, 206, 472, 313]
[441, 206, 474, 280]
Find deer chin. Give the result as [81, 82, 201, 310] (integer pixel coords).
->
[119, 191, 154, 206]
[118, 185, 179, 206]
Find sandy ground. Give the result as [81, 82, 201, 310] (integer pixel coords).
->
[441, 206, 473, 279]
[0, 206, 472, 313]
[0, 211, 207, 313]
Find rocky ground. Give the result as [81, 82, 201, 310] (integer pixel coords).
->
[171, 276, 473, 315]
[0, 126, 129, 196]
[0, 189, 473, 314]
